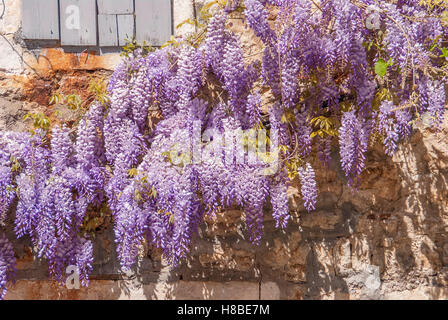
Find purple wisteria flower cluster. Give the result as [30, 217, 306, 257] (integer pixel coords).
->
[0, 235, 15, 299]
[0, 0, 446, 298]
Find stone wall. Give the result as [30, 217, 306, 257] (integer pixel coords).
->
[2, 0, 448, 300]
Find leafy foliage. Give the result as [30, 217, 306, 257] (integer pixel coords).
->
[0, 0, 447, 298]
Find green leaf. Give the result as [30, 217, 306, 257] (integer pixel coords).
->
[440, 47, 448, 58]
[386, 58, 393, 67]
[128, 168, 138, 177]
[429, 36, 441, 52]
[375, 59, 388, 78]
[441, 10, 448, 27]
[150, 187, 157, 198]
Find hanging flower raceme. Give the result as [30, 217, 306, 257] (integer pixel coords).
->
[0, 235, 15, 299]
[13, 130, 50, 240]
[0, 150, 14, 225]
[339, 111, 371, 184]
[298, 163, 317, 212]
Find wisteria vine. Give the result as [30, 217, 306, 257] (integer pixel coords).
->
[0, 0, 447, 298]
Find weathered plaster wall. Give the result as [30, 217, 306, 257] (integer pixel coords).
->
[0, 0, 201, 107]
[2, 0, 448, 300]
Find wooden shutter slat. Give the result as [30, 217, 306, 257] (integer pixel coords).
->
[60, 0, 97, 46]
[22, 0, 60, 40]
[98, 0, 134, 15]
[98, 15, 118, 47]
[135, 0, 173, 47]
[117, 15, 135, 47]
